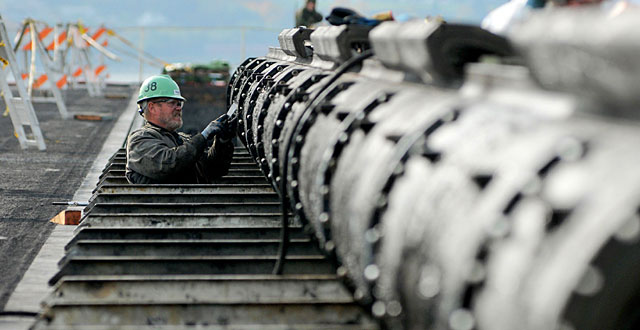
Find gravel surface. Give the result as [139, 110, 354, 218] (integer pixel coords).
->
[0, 85, 135, 310]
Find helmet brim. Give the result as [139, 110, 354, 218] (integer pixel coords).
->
[137, 95, 187, 104]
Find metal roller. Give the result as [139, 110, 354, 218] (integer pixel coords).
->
[229, 9, 640, 330]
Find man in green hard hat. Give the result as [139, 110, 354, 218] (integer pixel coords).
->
[125, 74, 234, 184]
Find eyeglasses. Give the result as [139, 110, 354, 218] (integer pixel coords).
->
[153, 99, 184, 108]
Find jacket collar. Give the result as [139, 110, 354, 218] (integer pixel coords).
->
[144, 121, 182, 142]
[145, 120, 170, 132]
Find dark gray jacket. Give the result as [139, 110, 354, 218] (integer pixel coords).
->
[295, 8, 323, 27]
[125, 122, 233, 184]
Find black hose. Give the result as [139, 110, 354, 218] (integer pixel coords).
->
[0, 311, 39, 317]
[272, 49, 374, 275]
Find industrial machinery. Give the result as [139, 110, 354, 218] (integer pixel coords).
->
[228, 8, 640, 330]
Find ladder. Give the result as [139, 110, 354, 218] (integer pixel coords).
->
[0, 14, 46, 150]
[68, 24, 102, 97]
[21, 19, 69, 118]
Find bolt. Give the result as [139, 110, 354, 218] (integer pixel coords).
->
[364, 264, 380, 281]
[325, 241, 335, 252]
[372, 301, 386, 318]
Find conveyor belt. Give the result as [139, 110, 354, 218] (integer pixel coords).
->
[32, 147, 378, 329]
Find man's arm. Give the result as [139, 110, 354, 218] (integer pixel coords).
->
[312, 10, 323, 24]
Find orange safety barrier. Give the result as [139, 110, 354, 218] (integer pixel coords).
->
[91, 27, 106, 41]
[22, 26, 53, 51]
[56, 75, 67, 88]
[46, 31, 67, 51]
[21, 73, 66, 89]
[94, 65, 106, 76]
[72, 67, 83, 77]
[33, 74, 48, 89]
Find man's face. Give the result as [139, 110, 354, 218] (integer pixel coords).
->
[150, 98, 183, 131]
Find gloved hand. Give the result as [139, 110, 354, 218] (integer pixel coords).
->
[218, 114, 238, 142]
[201, 114, 228, 140]
[326, 7, 382, 26]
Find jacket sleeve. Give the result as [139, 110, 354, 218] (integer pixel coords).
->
[198, 137, 235, 181]
[127, 130, 207, 181]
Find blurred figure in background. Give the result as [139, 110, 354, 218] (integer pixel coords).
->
[295, 0, 323, 28]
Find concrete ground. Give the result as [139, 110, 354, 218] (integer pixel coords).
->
[0, 85, 135, 312]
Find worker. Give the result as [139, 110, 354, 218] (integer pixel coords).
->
[295, 0, 323, 28]
[126, 74, 234, 184]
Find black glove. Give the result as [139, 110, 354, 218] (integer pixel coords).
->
[325, 7, 381, 26]
[218, 114, 238, 142]
[201, 114, 229, 140]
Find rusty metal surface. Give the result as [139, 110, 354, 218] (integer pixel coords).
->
[62, 239, 321, 260]
[91, 192, 278, 203]
[49, 256, 336, 285]
[98, 175, 269, 186]
[85, 202, 282, 214]
[96, 184, 274, 194]
[34, 325, 377, 330]
[33, 142, 374, 329]
[45, 275, 352, 304]
[66, 227, 308, 246]
[78, 214, 290, 228]
[36, 303, 377, 329]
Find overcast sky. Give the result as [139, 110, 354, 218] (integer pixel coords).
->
[0, 1, 504, 27]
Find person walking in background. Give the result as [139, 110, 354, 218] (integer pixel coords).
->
[295, 0, 323, 28]
[126, 74, 235, 184]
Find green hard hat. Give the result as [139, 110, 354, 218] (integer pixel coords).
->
[137, 74, 186, 104]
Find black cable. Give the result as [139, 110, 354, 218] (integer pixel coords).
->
[0, 311, 39, 317]
[272, 49, 374, 275]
